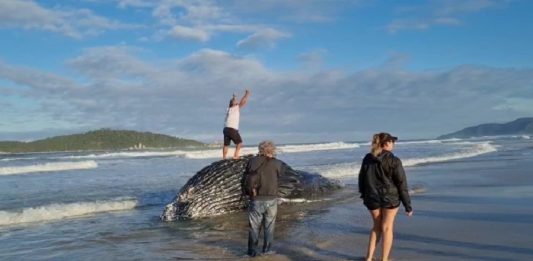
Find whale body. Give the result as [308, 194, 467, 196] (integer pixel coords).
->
[161, 155, 340, 221]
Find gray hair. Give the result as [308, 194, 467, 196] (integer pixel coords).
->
[258, 140, 276, 157]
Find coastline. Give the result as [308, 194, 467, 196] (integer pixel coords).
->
[1, 137, 532, 260]
[170, 145, 533, 260]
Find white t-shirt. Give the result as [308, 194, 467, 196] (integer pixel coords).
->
[225, 105, 240, 130]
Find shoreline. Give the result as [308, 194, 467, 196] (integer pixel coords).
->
[172, 146, 533, 260]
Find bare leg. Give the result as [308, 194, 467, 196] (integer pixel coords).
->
[366, 209, 382, 261]
[222, 145, 229, 159]
[381, 207, 399, 261]
[233, 142, 242, 159]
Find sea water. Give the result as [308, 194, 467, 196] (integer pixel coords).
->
[0, 136, 531, 259]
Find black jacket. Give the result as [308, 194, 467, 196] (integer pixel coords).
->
[358, 150, 412, 212]
[246, 155, 286, 201]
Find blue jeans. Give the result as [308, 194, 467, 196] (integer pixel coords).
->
[247, 199, 278, 256]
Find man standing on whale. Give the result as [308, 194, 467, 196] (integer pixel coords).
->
[223, 89, 250, 160]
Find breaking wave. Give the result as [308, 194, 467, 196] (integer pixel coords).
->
[0, 198, 137, 226]
[307, 142, 498, 179]
[0, 161, 98, 176]
[278, 142, 359, 153]
[182, 142, 361, 159]
[402, 142, 497, 167]
[396, 140, 443, 145]
[62, 151, 188, 159]
[51, 142, 362, 160]
[304, 162, 359, 180]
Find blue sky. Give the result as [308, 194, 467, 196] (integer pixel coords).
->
[1, 0, 532, 143]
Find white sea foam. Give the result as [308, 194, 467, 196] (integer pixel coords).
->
[306, 142, 498, 180]
[278, 198, 333, 203]
[396, 140, 443, 145]
[278, 142, 359, 153]
[0, 161, 98, 176]
[304, 162, 360, 180]
[0, 198, 137, 226]
[53, 142, 363, 160]
[63, 151, 189, 159]
[440, 138, 463, 142]
[522, 135, 531, 140]
[184, 142, 361, 159]
[1, 157, 38, 162]
[182, 147, 257, 159]
[402, 142, 497, 167]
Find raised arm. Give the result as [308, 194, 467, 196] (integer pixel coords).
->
[239, 89, 251, 107]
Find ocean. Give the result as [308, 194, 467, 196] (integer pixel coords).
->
[1, 135, 532, 260]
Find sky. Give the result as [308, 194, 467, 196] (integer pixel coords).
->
[1, 0, 532, 143]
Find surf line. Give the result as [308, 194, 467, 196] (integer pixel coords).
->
[0, 198, 137, 226]
[0, 161, 98, 176]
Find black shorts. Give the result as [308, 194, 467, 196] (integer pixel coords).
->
[364, 199, 400, 211]
[223, 127, 242, 146]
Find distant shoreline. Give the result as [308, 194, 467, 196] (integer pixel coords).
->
[438, 117, 533, 139]
[0, 129, 205, 153]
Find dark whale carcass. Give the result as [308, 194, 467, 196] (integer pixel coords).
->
[161, 155, 341, 221]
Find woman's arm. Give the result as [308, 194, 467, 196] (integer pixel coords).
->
[392, 158, 412, 213]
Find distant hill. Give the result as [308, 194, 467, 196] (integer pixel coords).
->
[0, 129, 204, 153]
[438, 117, 533, 139]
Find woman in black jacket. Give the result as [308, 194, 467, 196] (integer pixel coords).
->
[358, 132, 413, 261]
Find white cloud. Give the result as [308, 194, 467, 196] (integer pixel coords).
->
[298, 49, 328, 69]
[0, 61, 77, 93]
[225, 0, 360, 23]
[0, 0, 139, 38]
[66, 46, 155, 79]
[2, 48, 533, 142]
[115, 0, 358, 48]
[387, 0, 509, 33]
[493, 98, 533, 113]
[169, 25, 210, 42]
[117, 0, 153, 8]
[237, 28, 291, 50]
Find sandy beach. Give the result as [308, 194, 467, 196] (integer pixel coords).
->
[1, 138, 532, 260]
[162, 142, 533, 261]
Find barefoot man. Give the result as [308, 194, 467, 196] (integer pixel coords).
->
[223, 89, 250, 160]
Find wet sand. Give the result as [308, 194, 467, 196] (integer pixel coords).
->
[176, 146, 533, 261]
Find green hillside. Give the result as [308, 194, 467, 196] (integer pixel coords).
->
[0, 129, 204, 153]
[438, 117, 533, 139]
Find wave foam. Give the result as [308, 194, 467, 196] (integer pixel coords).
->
[63, 151, 188, 159]
[402, 142, 497, 167]
[53, 142, 362, 160]
[303, 162, 360, 180]
[305, 142, 498, 180]
[1, 157, 38, 162]
[0, 161, 98, 176]
[0, 198, 137, 226]
[278, 142, 359, 153]
[396, 140, 443, 145]
[186, 142, 360, 159]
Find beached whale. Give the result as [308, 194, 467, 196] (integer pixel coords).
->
[161, 155, 341, 221]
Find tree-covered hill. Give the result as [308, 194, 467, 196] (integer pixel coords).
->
[438, 117, 533, 139]
[0, 129, 204, 153]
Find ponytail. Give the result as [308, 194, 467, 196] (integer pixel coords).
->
[370, 133, 382, 157]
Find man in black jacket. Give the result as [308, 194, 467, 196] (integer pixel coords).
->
[246, 140, 286, 256]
